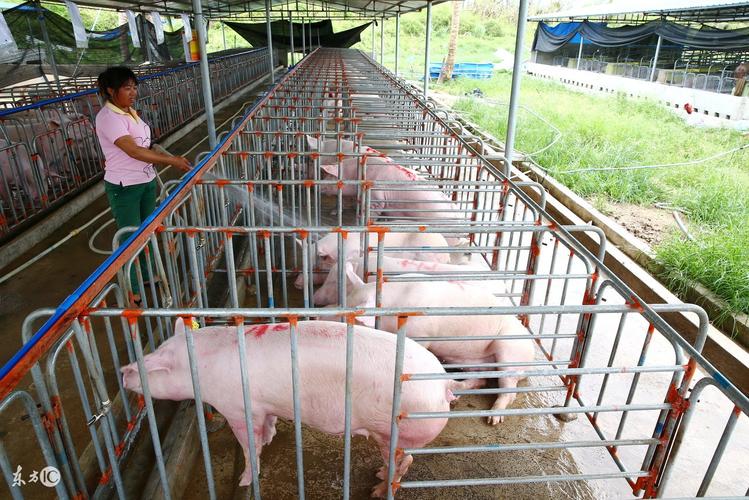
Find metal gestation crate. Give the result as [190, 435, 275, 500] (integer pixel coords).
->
[1, 48, 747, 500]
[0, 49, 269, 241]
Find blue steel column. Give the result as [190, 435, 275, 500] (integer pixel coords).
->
[423, 2, 432, 97]
[302, 19, 306, 55]
[266, 0, 275, 82]
[395, 13, 400, 76]
[503, 0, 528, 178]
[576, 36, 584, 69]
[192, 0, 217, 148]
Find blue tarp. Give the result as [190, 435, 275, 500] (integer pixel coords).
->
[429, 62, 494, 80]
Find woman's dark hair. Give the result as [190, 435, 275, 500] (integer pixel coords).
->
[97, 66, 138, 101]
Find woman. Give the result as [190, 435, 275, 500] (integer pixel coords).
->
[96, 66, 190, 305]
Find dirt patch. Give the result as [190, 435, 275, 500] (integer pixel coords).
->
[600, 202, 678, 248]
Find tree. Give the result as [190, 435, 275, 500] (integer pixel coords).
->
[438, 1, 462, 83]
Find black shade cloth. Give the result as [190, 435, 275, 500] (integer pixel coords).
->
[533, 20, 749, 52]
[224, 20, 372, 49]
[1, 1, 185, 67]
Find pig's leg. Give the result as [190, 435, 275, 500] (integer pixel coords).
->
[371, 437, 414, 498]
[487, 340, 522, 426]
[229, 415, 277, 487]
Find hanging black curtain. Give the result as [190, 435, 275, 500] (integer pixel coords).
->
[533, 20, 749, 52]
[224, 20, 372, 49]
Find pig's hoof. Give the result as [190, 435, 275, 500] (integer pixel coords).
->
[552, 406, 578, 422]
[487, 415, 504, 426]
[206, 412, 226, 432]
[371, 481, 388, 498]
[375, 466, 386, 481]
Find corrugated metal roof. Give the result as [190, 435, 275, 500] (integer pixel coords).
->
[530, 0, 749, 21]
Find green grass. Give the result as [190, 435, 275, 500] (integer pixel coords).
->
[433, 74, 749, 319]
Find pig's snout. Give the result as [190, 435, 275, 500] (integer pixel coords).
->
[120, 364, 143, 393]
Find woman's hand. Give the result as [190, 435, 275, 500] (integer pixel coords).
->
[170, 156, 191, 171]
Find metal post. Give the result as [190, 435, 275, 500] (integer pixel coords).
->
[650, 35, 662, 82]
[265, 0, 275, 82]
[36, 1, 62, 94]
[395, 13, 400, 76]
[289, 10, 294, 66]
[503, 0, 528, 178]
[308, 20, 312, 52]
[423, 1, 432, 97]
[192, 0, 217, 148]
[221, 22, 227, 51]
[301, 19, 306, 55]
[576, 36, 583, 70]
[380, 17, 384, 65]
[371, 20, 376, 58]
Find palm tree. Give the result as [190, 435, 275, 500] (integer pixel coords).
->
[439, 1, 462, 83]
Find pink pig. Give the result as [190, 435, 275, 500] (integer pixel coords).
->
[121, 318, 454, 496]
[313, 255, 487, 306]
[344, 264, 536, 426]
[293, 231, 462, 290]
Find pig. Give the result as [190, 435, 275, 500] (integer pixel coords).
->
[0, 139, 46, 207]
[343, 263, 536, 426]
[312, 150, 467, 226]
[121, 318, 455, 496]
[293, 230, 465, 290]
[313, 254, 488, 306]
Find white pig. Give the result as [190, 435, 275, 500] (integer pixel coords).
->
[293, 230, 465, 290]
[344, 264, 536, 426]
[313, 255, 488, 306]
[121, 319, 454, 496]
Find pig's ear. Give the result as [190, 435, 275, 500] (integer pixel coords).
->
[174, 317, 186, 336]
[319, 164, 340, 178]
[143, 351, 174, 374]
[344, 261, 365, 288]
[357, 314, 375, 328]
[294, 237, 304, 249]
[306, 135, 319, 150]
[120, 363, 137, 375]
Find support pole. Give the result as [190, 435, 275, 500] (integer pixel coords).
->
[221, 22, 227, 51]
[139, 14, 152, 63]
[371, 20, 376, 58]
[650, 35, 662, 82]
[309, 21, 312, 52]
[192, 0, 217, 148]
[503, 0, 528, 178]
[395, 13, 400, 76]
[301, 19, 306, 55]
[316, 27, 320, 48]
[36, 1, 62, 94]
[288, 10, 294, 66]
[265, 0, 275, 83]
[576, 36, 583, 70]
[380, 17, 384, 66]
[423, 1, 432, 97]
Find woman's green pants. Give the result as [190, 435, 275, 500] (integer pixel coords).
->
[104, 179, 157, 296]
